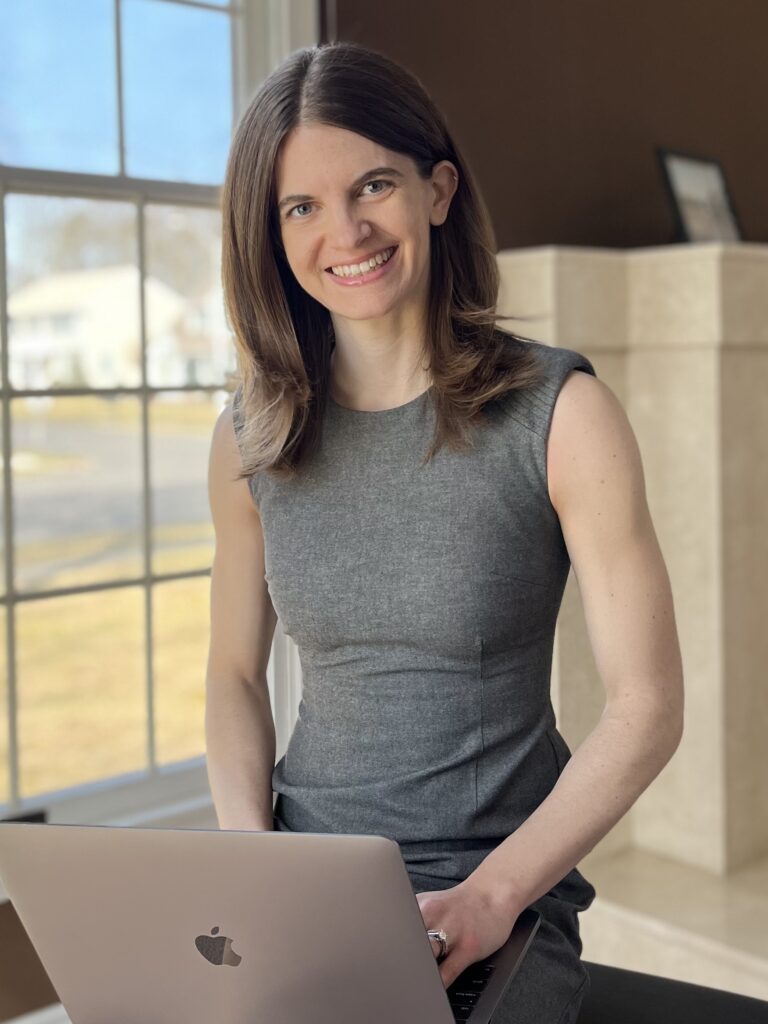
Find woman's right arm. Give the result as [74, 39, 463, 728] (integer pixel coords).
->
[205, 403, 278, 831]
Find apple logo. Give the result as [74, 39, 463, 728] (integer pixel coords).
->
[195, 926, 242, 967]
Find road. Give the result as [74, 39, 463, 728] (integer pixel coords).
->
[10, 412, 214, 590]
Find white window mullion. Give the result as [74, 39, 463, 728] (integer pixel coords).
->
[137, 197, 157, 772]
[0, 183, 21, 812]
[114, 0, 127, 176]
[236, 0, 319, 778]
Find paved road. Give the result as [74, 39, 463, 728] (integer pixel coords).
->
[10, 413, 215, 590]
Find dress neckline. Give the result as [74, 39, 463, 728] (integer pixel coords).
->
[327, 386, 432, 417]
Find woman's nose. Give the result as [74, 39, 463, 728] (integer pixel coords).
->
[328, 205, 372, 252]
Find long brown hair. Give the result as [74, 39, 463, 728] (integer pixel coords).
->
[221, 41, 541, 479]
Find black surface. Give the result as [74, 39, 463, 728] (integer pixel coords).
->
[577, 961, 768, 1024]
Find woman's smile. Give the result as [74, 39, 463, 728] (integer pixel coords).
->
[324, 244, 399, 286]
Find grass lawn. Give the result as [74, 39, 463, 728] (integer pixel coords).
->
[12, 393, 223, 435]
[1, 557, 211, 802]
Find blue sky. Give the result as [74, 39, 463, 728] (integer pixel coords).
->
[0, 0, 233, 185]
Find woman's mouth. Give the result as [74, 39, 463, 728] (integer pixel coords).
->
[324, 245, 398, 286]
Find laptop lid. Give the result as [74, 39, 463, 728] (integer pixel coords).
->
[0, 822, 540, 1024]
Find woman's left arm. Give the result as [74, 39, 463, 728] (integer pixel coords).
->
[471, 369, 685, 910]
[419, 370, 685, 987]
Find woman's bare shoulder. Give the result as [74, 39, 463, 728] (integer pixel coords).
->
[208, 402, 259, 521]
[546, 369, 644, 520]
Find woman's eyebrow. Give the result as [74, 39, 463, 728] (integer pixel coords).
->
[277, 166, 404, 211]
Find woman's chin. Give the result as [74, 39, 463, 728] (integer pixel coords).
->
[326, 298, 403, 323]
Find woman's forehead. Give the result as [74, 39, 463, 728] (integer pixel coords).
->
[276, 123, 410, 192]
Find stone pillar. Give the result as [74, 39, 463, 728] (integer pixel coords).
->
[497, 243, 768, 874]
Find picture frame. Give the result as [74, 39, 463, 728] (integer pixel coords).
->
[656, 146, 743, 243]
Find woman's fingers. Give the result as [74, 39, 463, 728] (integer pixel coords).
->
[416, 879, 520, 988]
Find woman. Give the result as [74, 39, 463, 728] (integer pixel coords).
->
[205, 41, 684, 1024]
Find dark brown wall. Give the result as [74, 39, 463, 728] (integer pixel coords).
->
[325, 0, 766, 249]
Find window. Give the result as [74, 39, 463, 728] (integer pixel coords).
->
[0, 0, 317, 827]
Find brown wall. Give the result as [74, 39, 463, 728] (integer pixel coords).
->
[325, 0, 767, 249]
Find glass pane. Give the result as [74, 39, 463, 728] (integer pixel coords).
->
[5, 194, 140, 390]
[145, 204, 235, 387]
[0, 0, 119, 174]
[0, 608, 8, 806]
[122, 0, 232, 184]
[154, 576, 208, 765]
[17, 588, 146, 798]
[150, 391, 218, 576]
[13, 396, 143, 593]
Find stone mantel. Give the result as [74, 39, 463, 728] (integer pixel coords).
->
[497, 242, 768, 351]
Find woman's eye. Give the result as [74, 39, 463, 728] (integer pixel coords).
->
[288, 202, 313, 219]
[361, 179, 391, 196]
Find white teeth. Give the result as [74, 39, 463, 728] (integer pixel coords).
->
[330, 247, 394, 277]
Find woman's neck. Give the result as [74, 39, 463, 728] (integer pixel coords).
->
[329, 341, 431, 412]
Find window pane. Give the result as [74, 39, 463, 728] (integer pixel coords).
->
[122, 0, 232, 184]
[13, 396, 143, 594]
[154, 576, 208, 765]
[0, 609, 8, 805]
[5, 194, 140, 390]
[17, 589, 146, 798]
[145, 204, 235, 387]
[150, 392, 218, 576]
[0, 0, 118, 174]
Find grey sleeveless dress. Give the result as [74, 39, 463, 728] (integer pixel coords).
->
[232, 336, 597, 1023]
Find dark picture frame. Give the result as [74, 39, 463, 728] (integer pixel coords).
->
[656, 147, 743, 243]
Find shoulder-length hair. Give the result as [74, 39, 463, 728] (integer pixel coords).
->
[222, 41, 541, 479]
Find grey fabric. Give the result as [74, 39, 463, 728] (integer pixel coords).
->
[233, 335, 598, 1022]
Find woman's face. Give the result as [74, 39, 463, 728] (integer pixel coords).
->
[275, 123, 457, 325]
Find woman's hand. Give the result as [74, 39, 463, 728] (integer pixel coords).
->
[415, 876, 521, 989]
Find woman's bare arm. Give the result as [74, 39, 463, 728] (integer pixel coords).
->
[205, 403, 278, 831]
[465, 370, 684, 912]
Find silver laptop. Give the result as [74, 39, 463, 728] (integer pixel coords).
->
[0, 822, 540, 1023]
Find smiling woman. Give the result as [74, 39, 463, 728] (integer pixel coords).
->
[206, 40, 684, 1024]
[220, 42, 541, 475]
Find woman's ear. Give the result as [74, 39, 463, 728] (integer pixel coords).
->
[429, 160, 459, 226]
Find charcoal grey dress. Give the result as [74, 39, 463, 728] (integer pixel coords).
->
[232, 336, 598, 1024]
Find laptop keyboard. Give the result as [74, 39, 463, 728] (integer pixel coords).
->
[446, 955, 497, 1021]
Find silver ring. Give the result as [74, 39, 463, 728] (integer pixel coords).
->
[427, 928, 449, 960]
